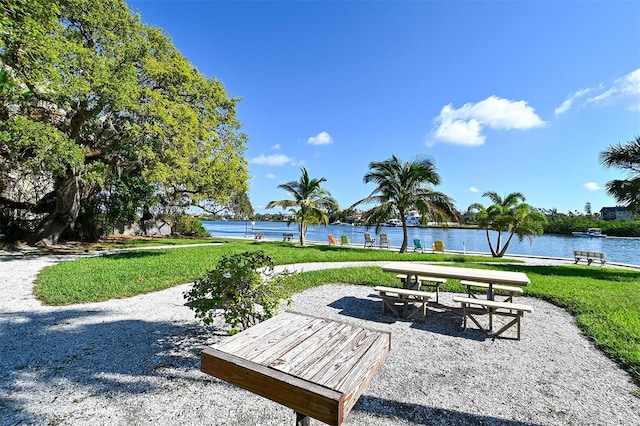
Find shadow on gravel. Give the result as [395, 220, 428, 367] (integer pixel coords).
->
[354, 394, 543, 426]
[0, 308, 224, 424]
[327, 294, 486, 341]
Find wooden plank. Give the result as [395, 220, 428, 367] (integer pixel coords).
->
[460, 280, 523, 293]
[452, 296, 533, 312]
[215, 313, 318, 359]
[339, 334, 390, 416]
[246, 317, 333, 365]
[201, 348, 345, 426]
[268, 322, 357, 378]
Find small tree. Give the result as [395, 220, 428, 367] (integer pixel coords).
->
[468, 191, 546, 257]
[184, 250, 291, 333]
[266, 167, 338, 245]
[350, 155, 457, 253]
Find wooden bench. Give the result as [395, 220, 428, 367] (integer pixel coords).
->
[573, 250, 606, 266]
[282, 233, 294, 241]
[452, 296, 533, 340]
[395, 274, 446, 303]
[254, 232, 265, 240]
[460, 280, 523, 303]
[373, 286, 436, 321]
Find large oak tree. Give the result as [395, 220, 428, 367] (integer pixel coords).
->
[0, 0, 249, 245]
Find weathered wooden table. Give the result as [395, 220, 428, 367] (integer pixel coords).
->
[381, 262, 532, 336]
[381, 262, 530, 300]
[201, 311, 391, 426]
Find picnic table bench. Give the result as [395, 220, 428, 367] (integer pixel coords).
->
[461, 280, 523, 303]
[373, 286, 436, 321]
[573, 250, 606, 266]
[395, 274, 446, 303]
[282, 232, 294, 241]
[453, 296, 533, 340]
[201, 311, 390, 426]
[254, 232, 265, 240]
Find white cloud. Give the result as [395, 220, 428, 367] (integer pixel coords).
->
[308, 131, 333, 145]
[249, 153, 293, 166]
[427, 96, 545, 146]
[554, 88, 593, 115]
[265, 173, 276, 179]
[583, 182, 602, 191]
[271, 144, 281, 150]
[587, 68, 640, 110]
[469, 186, 480, 193]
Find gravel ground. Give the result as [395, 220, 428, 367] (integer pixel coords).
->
[1, 252, 639, 426]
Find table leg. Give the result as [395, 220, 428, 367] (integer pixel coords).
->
[487, 284, 494, 331]
[296, 411, 310, 426]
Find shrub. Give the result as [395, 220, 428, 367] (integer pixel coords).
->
[184, 250, 292, 333]
[169, 214, 209, 237]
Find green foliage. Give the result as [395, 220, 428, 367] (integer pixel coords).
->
[600, 135, 640, 214]
[169, 214, 210, 237]
[184, 250, 292, 333]
[0, 0, 249, 244]
[266, 167, 338, 245]
[543, 213, 640, 237]
[351, 155, 457, 253]
[468, 192, 546, 257]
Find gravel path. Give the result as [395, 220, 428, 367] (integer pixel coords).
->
[1, 253, 639, 425]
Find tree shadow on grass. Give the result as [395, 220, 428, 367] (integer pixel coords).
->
[0, 308, 226, 424]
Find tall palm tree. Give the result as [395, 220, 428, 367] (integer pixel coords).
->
[350, 155, 457, 253]
[468, 191, 546, 257]
[266, 167, 338, 245]
[600, 135, 640, 215]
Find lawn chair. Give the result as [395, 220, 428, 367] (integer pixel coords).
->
[413, 238, 425, 253]
[378, 233, 390, 249]
[364, 233, 376, 248]
[340, 235, 350, 245]
[433, 240, 445, 253]
[328, 234, 339, 245]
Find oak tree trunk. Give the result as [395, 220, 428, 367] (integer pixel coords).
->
[28, 171, 81, 246]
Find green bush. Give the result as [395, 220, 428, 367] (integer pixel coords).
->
[184, 250, 292, 333]
[169, 214, 209, 237]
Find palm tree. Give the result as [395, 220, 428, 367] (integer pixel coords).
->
[350, 155, 457, 253]
[266, 167, 338, 245]
[600, 135, 640, 215]
[468, 191, 546, 257]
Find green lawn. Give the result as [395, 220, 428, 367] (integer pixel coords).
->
[33, 240, 640, 392]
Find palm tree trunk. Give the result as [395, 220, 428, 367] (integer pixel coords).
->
[400, 220, 409, 253]
[485, 228, 498, 257]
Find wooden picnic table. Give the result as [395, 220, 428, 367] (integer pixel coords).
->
[382, 262, 532, 337]
[201, 311, 391, 426]
[381, 262, 530, 300]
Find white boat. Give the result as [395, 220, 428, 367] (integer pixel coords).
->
[385, 219, 402, 227]
[572, 228, 607, 238]
[405, 210, 422, 226]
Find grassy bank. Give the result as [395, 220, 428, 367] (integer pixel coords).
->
[32, 239, 640, 390]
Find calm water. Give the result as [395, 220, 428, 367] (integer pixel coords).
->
[203, 220, 640, 266]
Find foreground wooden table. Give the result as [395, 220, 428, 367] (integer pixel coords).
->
[201, 311, 391, 426]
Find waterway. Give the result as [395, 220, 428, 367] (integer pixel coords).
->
[202, 220, 639, 266]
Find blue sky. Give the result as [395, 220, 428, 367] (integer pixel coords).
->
[127, 0, 640, 215]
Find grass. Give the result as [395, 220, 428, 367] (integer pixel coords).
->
[34, 240, 512, 305]
[32, 239, 640, 391]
